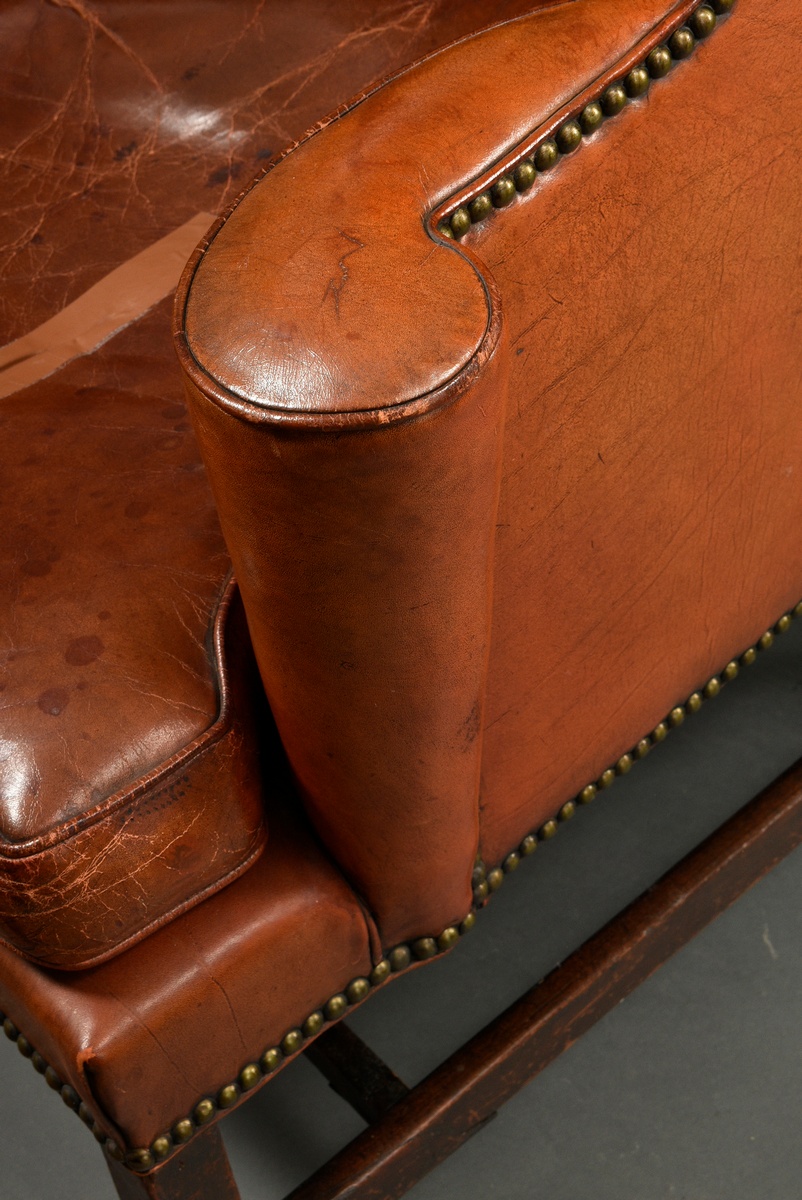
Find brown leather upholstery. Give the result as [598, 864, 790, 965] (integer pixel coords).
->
[0, 299, 266, 969]
[0, 773, 376, 1154]
[0, 0, 549, 967]
[1, 0, 800, 1183]
[177, 0, 802, 933]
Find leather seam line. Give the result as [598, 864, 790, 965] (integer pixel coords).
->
[2, 582, 793, 1177]
[432, 1, 732, 242]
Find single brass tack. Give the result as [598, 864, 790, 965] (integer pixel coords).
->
[689, 4, 717, 36]
[668, 706, 686, 728]
[3, 1018, 18, 1041]
[437, 222, 453, 240]
[711, 0, 734, 11]
[704, 677, 721, 699]
[44, 1066, 62, 1091]
[540, 818, 559, 839]
[503, 851, 520, 872]
[486, 867, 504, 891]
[652, 721, 669, 742]
[471, 865, 486, 888]
[260, 1048, 282, 1074]
[625, 67, 650, 98]
[128, 1148, 155, 1173]
[217, 1083, 239, 1109]
[669, 27, 695, 58]
[473, 880, 489, 903]
[776, 614, 792, 634]
[450, 208, 471, 238]
[460, 912, 477, 933]
[722, 660, 739, 681]
[579, 102, 603, 134]
[346, 978, 370, 1004]
[369, 959, 391, 986]
[61, 1085, 80, 1110]
[412, 936, 438, 960]
[78, 1103, 94, 1127]
[389, 945, 411, 972]
[468, 193, 493, 223]
[106, 1141, 125, 1163]
[151, 1136, 172, 1162]
[555, 120, 582, 153]
[601, 84, 627, 116]
[598, 768, 616, 789]
[303, 1011, 324, 1037]
[172, 1118, 194, 1143]
[324, 994, 348, 1020]
[741, 647, 757, 666]
[794, 601, 802, 619]
[520, 833, 538, 854]
[646, 46, 672, 78]
[616, 754, 633, 775]
[193, 1098, 215, 1125]
[16, 1034, 32, 1058]
[281, 1029, 304, 1057]
[31, 1052, 46, 1074]
[560, 799, 576, 820]
[239, 1064, 261, 1091]
[437, 927, 460, 951]
[634, 738, 652, 760]
[758, 630, 774, 651]
[513, 160, 536, 191]
[686, 692, 703, 714]
[579, 783, 597, 804]
[534, 140, 559, 171]
[492, 176, 516, 207]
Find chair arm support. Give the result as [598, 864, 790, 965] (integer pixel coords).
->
[175, 0, 685, 944]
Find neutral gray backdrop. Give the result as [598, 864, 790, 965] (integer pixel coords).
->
[3, 620, 801, 1199]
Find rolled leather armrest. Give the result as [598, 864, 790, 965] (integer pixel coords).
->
[175, 0, 702, 946]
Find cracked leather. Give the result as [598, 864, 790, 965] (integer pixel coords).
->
[0, 0, 550, 969]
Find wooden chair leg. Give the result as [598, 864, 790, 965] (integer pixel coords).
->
[106, 1124, 241, 1200]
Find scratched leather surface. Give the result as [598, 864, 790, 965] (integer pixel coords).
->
[1, 0, 556, 347]
[0, 0, 555, 968]
[0, 302, 266, 968]
[0, 781, 376, 1150]
[477, 0, 802, 862]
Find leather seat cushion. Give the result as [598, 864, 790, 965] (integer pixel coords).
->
[0, 303, 266, 969]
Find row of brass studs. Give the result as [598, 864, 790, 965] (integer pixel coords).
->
[0, 904, 474, 1173]
[472, 598, 802, 908]
[0, 1014, 126, 1162]
[120, 917, 479, 1172]
[436, 0, 734, 243]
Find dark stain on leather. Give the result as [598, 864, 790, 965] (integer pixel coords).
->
[65, 636, 104, 667]
[37, 688, 69, 716]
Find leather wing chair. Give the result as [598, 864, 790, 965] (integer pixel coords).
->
[1, 0, 800, 1196]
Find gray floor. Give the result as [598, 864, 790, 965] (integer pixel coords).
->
[3, 622, 802, 1199]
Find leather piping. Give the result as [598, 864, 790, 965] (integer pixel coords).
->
[432, 0, 726, 234]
